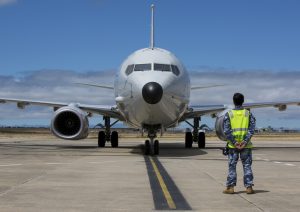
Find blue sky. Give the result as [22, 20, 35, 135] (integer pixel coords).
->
[0, 0, 300, 128]
[1, 0, 300, 73]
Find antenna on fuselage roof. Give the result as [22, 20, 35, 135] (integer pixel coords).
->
[150, 4, 155, 49]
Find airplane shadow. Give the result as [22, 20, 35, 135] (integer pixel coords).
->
[130, 142, 208, 157]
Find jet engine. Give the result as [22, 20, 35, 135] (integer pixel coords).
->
[51, 105, 89, 140]
[214, 109, 231, 141]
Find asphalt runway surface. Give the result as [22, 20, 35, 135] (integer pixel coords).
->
[0, 136, 300, 211]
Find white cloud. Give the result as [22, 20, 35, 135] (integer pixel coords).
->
[0, 69, 115, 102]
[0, 0, 17, 7]
[0, 69, 116, 121]
[189, 68, 300, 105]
[189, 68, 300, 128]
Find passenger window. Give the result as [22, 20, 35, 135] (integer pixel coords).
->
[154, 63, 171, 72]
[125, 64, 134, 75]
[134, 64, 152, 71]
[171, 65, 180, 76]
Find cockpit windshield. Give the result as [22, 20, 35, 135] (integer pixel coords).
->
[171, 65, 180, 76]
[125, 64, 134, 75]
[154, 63, 180, 76]
[125, 63, 180, 76]
[125, 64, 151, 75]
[134, 64, 152, 71]
[154, 63, 171, 72]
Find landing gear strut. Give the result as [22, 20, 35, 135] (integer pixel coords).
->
[97, 116, 119, 148]
[185, 117, 206, 148]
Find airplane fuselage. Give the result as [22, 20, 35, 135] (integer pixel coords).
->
[114, 48, 190, 129]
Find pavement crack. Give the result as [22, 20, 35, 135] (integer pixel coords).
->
[0, 173, 46, 198]
[237, 195, 264, 212]
[204, 172, 264, 211]
[203, 171, 224, 186]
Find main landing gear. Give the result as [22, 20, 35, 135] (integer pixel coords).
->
[144, 128, 159, 155]
[185, 117, 206, 149]
[97, 116, 119, 148]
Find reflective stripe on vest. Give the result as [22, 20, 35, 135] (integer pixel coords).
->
[227, 109, 253, 149]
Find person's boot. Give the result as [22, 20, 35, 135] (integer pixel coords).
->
[246, 186, 254, 194]
[223, 186, 234, 194]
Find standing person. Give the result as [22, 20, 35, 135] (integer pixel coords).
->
[223, 93, 256, 194]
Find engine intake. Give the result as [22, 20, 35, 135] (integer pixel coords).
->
[51, 106, 89, 140]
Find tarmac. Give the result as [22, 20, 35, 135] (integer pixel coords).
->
[0, 136, 300, 211]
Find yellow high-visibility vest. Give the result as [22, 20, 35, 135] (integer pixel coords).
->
[227, 109, 253, 149]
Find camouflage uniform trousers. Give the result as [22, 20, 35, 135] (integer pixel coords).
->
[226, 148, 254, 187]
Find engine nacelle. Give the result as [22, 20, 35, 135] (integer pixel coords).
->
[51, 105, 89, 140]
[215, 109, 231, 141]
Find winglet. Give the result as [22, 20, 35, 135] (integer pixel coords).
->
[150, 4, 155, 49]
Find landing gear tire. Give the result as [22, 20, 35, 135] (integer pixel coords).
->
[154, 140, 159, 155]
[98, 131, 106, 147]
[185, 132, 193, 148]
[198, 132, 206, 148]
[111, 131, 118, 148]
[145, 140, 150, 155]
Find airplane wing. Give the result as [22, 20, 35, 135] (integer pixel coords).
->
[191, 84, 225, 90]
[181, 104, 227, 120]
[0, 98, 123, 120]
[182, 100, 300, 120]
[74, 83, 114, 90]
[243, 101, 300, 110]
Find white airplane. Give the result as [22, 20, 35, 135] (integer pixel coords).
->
[1, 5, 300, 155]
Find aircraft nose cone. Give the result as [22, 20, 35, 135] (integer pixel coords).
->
[142, 82, 163, 104]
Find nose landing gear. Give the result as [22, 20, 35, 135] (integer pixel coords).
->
[144, 128, 159, 155]
[144, 138, 159, 155]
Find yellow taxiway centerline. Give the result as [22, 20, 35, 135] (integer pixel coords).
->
[149, 157, 176, 209]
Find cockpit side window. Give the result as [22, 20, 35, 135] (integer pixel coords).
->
[171, 65, 180, 76]
[134, 64, 152, 71]
[125, 64, 134, 75]
[154, 63, 171, 72]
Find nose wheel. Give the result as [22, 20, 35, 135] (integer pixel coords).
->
[144, 139, 159, 155]
[154, 140, 159, 155]
[145, 140, 150, 155]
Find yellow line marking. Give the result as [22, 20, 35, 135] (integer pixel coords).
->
[150, 157, 176, 209]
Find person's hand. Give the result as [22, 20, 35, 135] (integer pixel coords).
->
[235, 143, 241, 149]
[234, 142, 246, 150]
[239, 143, 246, 149]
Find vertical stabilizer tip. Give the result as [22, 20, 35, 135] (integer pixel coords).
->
[150, 4, 155, 49]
